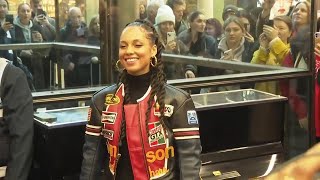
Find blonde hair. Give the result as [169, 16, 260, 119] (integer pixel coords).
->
[17, 3, 31, 13]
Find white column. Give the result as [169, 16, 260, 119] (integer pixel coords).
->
[198, 0, 214, 19]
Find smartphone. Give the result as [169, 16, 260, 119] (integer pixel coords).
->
[36, 9, 46, 16]
[223, 49, 233, 57]
[5, 14, 13, 24]
[167, 32, 176, 43]
[266, 19, 274, 27]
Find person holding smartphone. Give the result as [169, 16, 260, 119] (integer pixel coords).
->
[60, 7, 89, 87]
[251, 16, 292, 94]
[255, 0, 276, 38]
[154, 5, 187, 80]
[154, 5, 187, 54]
[13, 3, 47, 90]
[0, 57, 34, 180]
[216, 16, 255, 63]
[0, 0, 14, 62]
[215, 16, 256, 91]
[31, 0, 56, 42]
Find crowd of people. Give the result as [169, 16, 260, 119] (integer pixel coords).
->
[1, 0, 319, 179]
[138, 0, 311, 87]
[139, 0, 313, 129]
[0, 0, 100, 91]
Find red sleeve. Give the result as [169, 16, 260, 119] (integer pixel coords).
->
[279, 53, 307, 120]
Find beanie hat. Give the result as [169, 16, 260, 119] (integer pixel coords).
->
[222, 4, 239, 20]
[155, 5, 175, 25]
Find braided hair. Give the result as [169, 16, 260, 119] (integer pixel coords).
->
[115, 19, 167, 146]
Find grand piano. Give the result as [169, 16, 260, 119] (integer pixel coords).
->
[33, 89, 287, 179]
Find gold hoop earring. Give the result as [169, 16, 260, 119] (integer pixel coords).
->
[150, 56, 158, 67]
[116, 60, 124, 71]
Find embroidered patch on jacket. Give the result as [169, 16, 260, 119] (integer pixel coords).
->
[154, 102, 161, 117]
[102, 129, 114, 140]
[101, 111, 117, 124]
[87, 108, 92, 122]
[187, 110, 198, 124]
[148, 122, 166, 147]
[105, 94, 120, 105]
[164, 105, 174, 117]
[154, 104, 174, 117]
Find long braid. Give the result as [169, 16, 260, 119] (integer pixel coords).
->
[145, 68, 158, 136]
[113, 70, 131, 147]
[154, 58, 168, 136]
[141, 21, 168, 137]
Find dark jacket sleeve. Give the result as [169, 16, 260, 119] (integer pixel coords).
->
[2, 65, 33, 180]
[80, 96, 109, 180]
[170, 96, 201, 180]
[0, 27, 6, 38]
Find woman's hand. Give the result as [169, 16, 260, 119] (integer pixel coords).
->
[165, 40, 177, 52]
[263, 25, 278, 41]
[185, 70, 195, 78]
[35, 15, 50, 26]
[221, 49, 233, 60]
[1, 22, 13, 32]
[244, 31, 254, 43]
[20, 50, 33, 58]
[259, 33, 269, 49]
[32, 31, 43, 42]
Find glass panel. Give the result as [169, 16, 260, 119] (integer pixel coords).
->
[0, 0, 101, 91]
[0, 0, 314, 92]
[108, 0, 312, 85]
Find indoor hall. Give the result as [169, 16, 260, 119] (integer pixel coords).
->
[0, 0, 318, 179]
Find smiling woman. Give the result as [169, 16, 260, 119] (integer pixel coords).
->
[0, 0, 315, 179]
[80, 19, 202, 180]
[118, 25, 157, 76]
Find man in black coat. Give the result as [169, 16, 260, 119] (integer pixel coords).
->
[0, 58, 34, 180]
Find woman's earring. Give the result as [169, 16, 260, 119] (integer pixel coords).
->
[150, 56, 158, 67]
[116, 60, 124, 71]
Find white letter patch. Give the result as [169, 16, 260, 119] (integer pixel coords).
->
[101, 111, 117, 124]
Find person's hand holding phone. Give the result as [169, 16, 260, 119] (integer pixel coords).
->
[1, 22, 13, 32]
[36, 15, 50, 26]
[32, 31, 43, 42]
[2, 14, 14, 32]
[165, 31, 177, 51]
[165, 40, 177, 51]
[259, 33, 269, 49]
[221, 49, 233, 60]
[263, 25, 278, 41]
